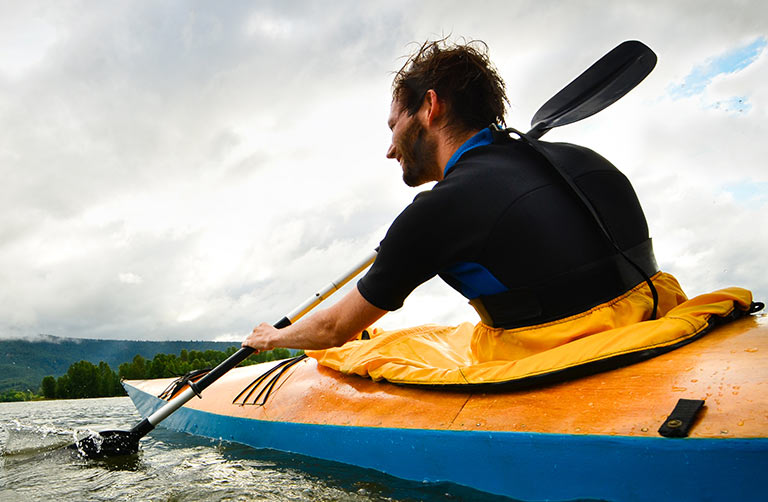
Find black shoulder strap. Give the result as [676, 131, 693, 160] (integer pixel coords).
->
[491, 125, 659, 319]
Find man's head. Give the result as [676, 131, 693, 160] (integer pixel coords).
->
[392, 38, 508, 137]
[387, 39, 508, 186]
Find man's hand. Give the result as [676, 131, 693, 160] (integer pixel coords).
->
[242, 322, 278, 352]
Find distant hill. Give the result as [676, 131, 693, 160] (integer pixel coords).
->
[0, 335, 240, 393]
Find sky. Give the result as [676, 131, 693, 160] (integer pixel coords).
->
[0, 0, 766, 342]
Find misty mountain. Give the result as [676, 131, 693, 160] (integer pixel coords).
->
[1, 335, 239, 393]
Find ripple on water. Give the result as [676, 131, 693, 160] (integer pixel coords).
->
[1, 397, 517, 501]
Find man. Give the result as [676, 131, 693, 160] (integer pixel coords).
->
[243, 39, 661, 355]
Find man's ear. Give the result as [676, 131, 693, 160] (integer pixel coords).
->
[421, 89, 443, 127]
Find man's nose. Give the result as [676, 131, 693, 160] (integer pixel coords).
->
[386, 143, 396, 159]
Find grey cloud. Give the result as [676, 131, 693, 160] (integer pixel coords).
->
[1, 1, 766, 341]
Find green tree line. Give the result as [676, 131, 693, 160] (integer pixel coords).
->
[19, 347, 297, 401]
[0, 390, 41, 402]
[41, 360, 123, 399]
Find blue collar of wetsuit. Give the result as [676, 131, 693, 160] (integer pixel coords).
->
[443, 127, 494, 177]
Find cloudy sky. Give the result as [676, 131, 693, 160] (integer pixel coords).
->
[1, 0, 766, 342]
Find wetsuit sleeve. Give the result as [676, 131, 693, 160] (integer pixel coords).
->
[357, 189, 461, 311]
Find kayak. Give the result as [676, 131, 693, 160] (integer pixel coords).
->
[123, 313, 768, 501]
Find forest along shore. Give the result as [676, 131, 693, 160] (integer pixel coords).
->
[1, 337, 294, 402]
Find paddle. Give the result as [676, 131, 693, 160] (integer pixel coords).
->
[70, 39, 656, 459]
[528, 40, 656, 139]
[69, 251, 378, 458]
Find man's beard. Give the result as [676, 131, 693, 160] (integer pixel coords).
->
[399, 118, 439, 187]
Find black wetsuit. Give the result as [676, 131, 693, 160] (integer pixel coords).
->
[358, 128, 657, 329]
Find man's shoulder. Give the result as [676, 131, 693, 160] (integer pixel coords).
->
[531, 140, 619, 175]
[443, 141, 557, 189]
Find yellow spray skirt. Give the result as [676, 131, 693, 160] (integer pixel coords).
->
[307, 273, 754, 386]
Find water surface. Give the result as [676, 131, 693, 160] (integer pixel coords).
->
[1, 397, 511, 501]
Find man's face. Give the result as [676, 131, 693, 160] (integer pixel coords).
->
[386, 99, 439, 187]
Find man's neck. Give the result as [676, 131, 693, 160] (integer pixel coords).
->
[435, 128, 483, 180]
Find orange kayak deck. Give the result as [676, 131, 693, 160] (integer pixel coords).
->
[127, 313, 768, 439]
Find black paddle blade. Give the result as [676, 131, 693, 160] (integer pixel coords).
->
[68, 430, 140, 459]
[529, 40, 657, 138]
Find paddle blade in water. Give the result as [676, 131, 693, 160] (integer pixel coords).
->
[68, 430, 139, 459]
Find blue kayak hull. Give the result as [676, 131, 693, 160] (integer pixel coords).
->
[124, 382, 767, 501]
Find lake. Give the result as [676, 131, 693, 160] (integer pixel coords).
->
[0, 397, 511, 501]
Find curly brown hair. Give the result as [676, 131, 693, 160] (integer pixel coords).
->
[392, 38, 509, 134]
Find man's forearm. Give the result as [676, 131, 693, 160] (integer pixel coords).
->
[243, 286, 387, 352]
[268, 309, 352, 350]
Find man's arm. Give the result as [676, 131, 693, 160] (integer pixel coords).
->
[242, 286, 387, 352]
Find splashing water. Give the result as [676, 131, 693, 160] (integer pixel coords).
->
[2, 421, 71, 456]
[1, 398, 515, 501]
